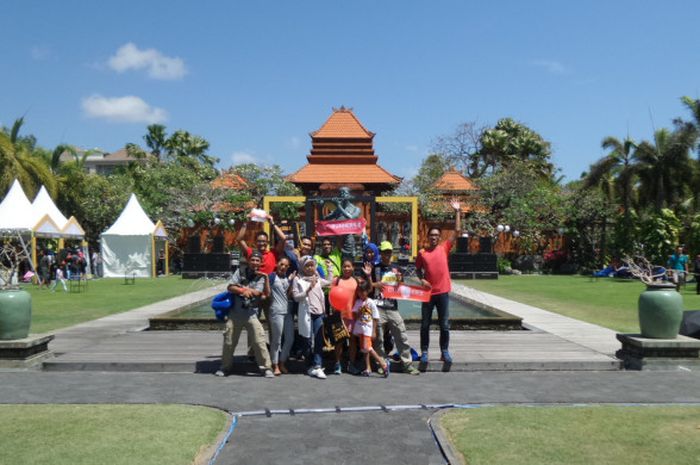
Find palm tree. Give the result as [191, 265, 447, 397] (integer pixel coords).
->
[0, 118, 56, 198]
[634, 128, 695, 212]
[585, 136, 637, 219]
[143, 124, 167, 161]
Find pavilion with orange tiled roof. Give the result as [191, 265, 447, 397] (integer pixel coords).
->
[287, 106, 401, 195]
[432, 168, 485, 214]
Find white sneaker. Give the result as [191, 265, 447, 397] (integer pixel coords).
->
[214, 370, 226, 377]
[263, 369, 275, 378]
[307, 366, 327, 379]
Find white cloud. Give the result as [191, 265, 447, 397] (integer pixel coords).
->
[82, 94, 168, 124]
[230, 151, 258, 165]
[107, 42, 187, 80]
[30, 45, 51, 61]
[530, 59, 569, 75]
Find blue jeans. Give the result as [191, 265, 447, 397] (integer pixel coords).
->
[420, 292, 450, 352]
[306, 314, 325, 368]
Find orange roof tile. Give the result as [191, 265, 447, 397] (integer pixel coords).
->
[212, 172, 249, 190]
[434, 169, 478, 191]
[288, 163, 401, 184]
[311, 107, 375, 139]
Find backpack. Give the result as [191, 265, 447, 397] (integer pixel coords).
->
[211, 292, 234, 321]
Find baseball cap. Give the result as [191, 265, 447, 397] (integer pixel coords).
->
[379, 241, 393, 252]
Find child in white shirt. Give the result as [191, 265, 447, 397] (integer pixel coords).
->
[352, 279, 389, 377]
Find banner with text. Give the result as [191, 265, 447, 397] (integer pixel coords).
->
[315, 218, 367, 236]
[381, 283, 431, 302]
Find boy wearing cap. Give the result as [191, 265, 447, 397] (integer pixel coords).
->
[363, 240, 420, 375]
[216, 251, 274, 378]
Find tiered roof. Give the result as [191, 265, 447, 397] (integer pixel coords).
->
[434, 169, 478, 192]
[287, 107, 401, 192]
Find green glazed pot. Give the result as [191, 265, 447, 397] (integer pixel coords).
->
[0, 289, 32, 340]
[638, 283, 683, 339]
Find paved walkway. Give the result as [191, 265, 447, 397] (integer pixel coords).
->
[48, 282, 227, 354]
[452, 283, 621, 356]
[3, 282, 700, 465]
[41, 282, 622, 372]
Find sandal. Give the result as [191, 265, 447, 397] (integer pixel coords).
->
[361, 370, 371, 377]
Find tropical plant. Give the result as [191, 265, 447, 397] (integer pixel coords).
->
[637, 208, 682, 264]
[634, 128, 695, 212]
[0, 117, 56, 198]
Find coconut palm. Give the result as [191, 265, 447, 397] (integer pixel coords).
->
[634, 128, 695, 212]
[584, 136, 637, 220]
[0, 118, 56, 198]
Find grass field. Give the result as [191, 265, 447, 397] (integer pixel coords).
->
[0, 404, 228, 465]
[440, 405, 700, 465]
[21, 275, 222, 334]
[457, 275, 700, 333]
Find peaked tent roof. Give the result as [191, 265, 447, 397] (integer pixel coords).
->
[31, 185, 69, 229]
[103, 193, 158, 236]
[62, 216, 86, 238]
[33, 214, 63, 238]
[0, 179, 35, 231]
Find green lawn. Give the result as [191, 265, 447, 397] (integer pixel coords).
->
[21, 276, 222, 334]
[457, 275, 700, 333]
[0, 404, 228, 465]
[440, 406, 700, 465]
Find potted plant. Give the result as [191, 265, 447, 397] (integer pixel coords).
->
[0, 243, 32, 340]
[624, 255, 683, 339]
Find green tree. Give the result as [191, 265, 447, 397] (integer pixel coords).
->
[479, 118, 554, 178]
[634, 128, 695, 212]
[0, 117, 56, 198]
[638, 209, 682, 264]
[582, 136, 638, 256]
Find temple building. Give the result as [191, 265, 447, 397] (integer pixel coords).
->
[287, 107, 401, 195]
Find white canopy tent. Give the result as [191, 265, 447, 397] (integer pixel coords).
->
[0, 180, 38, 283]
[0, 180, 89, 281]
[100, 193, 168, 278]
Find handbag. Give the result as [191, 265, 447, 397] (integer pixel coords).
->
[326, 311, 350, 344]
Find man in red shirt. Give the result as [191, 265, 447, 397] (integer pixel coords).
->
[235, 212, 287, 274]
[416, 201, 461, 372]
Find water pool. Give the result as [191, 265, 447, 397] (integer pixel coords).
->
[148, 294, 523, 330]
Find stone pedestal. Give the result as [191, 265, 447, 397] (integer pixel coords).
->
[0, 334, 54, 369]
[616, 333, 700, 371]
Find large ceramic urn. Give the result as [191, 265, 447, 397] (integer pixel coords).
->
[0, 289, 32, 340]
[638, 283, 683, 339]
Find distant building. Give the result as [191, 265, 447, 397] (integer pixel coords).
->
[59, 147, 148, 175]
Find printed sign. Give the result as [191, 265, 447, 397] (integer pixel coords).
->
[315, 218, 367, 236]
[381, 283, 431, 302]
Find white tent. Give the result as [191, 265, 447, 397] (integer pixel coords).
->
[100, 193, 167, 278]
[0, 179, 35, 232]
[31, 186, 69, 230]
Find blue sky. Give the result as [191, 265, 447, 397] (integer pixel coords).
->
[3, 1, 700, 182]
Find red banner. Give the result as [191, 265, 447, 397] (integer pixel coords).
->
[315, 218, 367, 236]
[381, 283, 431, 302]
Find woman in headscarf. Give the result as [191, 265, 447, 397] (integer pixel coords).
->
[292, 255, 333, 379]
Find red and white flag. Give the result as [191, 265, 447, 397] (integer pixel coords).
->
[381, 283, 431, 302]
[315, 218, 367, 236]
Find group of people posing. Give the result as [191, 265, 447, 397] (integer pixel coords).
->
[215, 203, 460, 379]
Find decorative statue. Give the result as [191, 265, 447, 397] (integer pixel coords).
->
[323, 187, 361, 221]
[322, 187, 362, 259]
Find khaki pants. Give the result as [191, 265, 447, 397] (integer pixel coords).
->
[373, 308, 414, 369]
[221, 317, 271, 373]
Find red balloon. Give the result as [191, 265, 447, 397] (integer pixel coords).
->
[329, 285, 354, 313]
